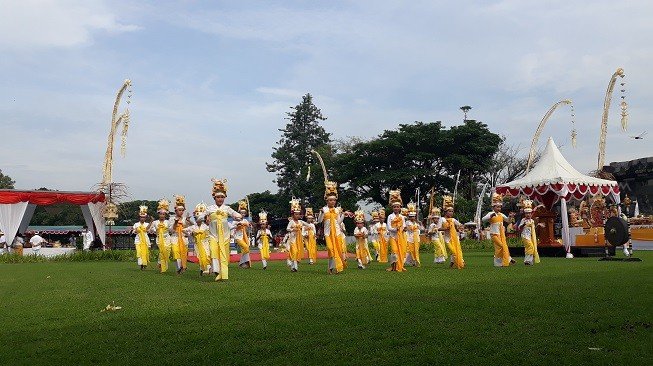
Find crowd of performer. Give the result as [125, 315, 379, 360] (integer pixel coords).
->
[130, 178, 540, 281]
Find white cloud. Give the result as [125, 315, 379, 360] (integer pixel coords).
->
[0, 0, 140, 49]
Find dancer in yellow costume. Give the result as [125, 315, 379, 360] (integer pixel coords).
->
[303, 208, 318, 265]
[233, 200, 252, 269]
[405, 201, 422, 267]
[482, 192, 513, 267]
[376, 210, 389, 262]
[189, 202, 211, 275]
[353, 210, 370, 269]
[169, 195, 191, 274]
[517, 199, 541, 266]
[427, 207, 447, 264]
[368, 211, 381, 261]
[339, 220, 349, 267]
[131, 205, 151, 270]
[148, 199, 171, 273]
[207, 178, 242, 281]
[316, 181, 348, 274]
[387, 189, 408, 272]
[256, 211, 272, 270]
[439, 196, 465, 269]
[287, 198, 310, 272]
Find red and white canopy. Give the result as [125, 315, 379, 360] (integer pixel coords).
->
[495, 138, 619, 208]
[495, 138, 619, 253]
[0, 190, 106, 248]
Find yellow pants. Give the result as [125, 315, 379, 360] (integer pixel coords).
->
[434, 239, 447, 258]
[236, 238, 250, 254]
[356, 240, 370, 265]
[379, 237, 388, 263]
[326, 234, 344, 272]
[372, 241, 380, 258]
[409, 241, 420, 265]
[135, 241, 149, 266]
[306, 237, 317, 262]
[196, 240, 210, 272]
[171, 237, 188, 269]
[289, 240, 300, 261]
[157, 239, 170, 272]
[389, 237, 406, 271]
[491, 234, 511, 267]
[210, 237, 230, 280]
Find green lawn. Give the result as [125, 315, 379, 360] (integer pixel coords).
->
[1, 251, 651, 365]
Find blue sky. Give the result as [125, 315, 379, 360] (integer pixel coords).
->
[1, 0, 652, 208]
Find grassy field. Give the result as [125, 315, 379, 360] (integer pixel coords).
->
[0, 251, 651, 365]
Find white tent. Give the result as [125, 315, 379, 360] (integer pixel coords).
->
[496, 138, 620, 253]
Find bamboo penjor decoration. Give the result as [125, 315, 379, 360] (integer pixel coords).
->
[102, 79, 133, 186]
[526, 99, 574, 174]
[597, 68, 628, 170]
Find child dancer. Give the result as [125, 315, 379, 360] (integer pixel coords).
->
[482, 192, 513, 267]
[189, 202, 211, 275]
[427, 207, 447, 263]
[387, 190, 408, 272]
[256, 211, 272, 269]
[132, 205, 151, 270]
[316, 181, 348, 274]
[439, 196, 464, 269]
[149, 199, 171, 273]
[287, 198, 309, 272]
[207, 178, 242, 281]
[517, 199, 540, 265]
[169, 195, 191, 274]
[303, 208, 318, 265]
[233, 200, 252, 269]
[353, 210, 370, 269]
[405, 201, 422, 267]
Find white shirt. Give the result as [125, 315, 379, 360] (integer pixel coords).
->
[30, 234, 44, 249]
[482, 212, 508, 235]
[438, 217, 462, 243]
[207, 204, 241, 240]
[302, 222, 316, 238]
[373, 221, 388, 240]
[132, 223, 150, 245]
[368, 221, 378, 241]
[386, 213, 406, 239]
[518, 218, 534, 240]
[354, 226, 368, 239]
[287, 219, 308, 243]
[168, 215, 191, 237]
[405, 220, 422, 243]
[256, 229, 272, 248]
[82, 231, 94, 250]
[316, 206, 344, 237]
[428, 220, 442, 240]
[231, 218, 250, 240]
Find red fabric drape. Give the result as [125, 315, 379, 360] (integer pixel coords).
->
[0, 191, 105, 205]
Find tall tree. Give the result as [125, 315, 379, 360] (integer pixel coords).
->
[266, 93, 331, 204]
[0, 169, 15, 189]
[441, 120, 502, 199]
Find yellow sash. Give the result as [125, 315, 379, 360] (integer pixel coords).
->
[528, 220, 540, 263]
[490, 214, 508, 246]
[447, 218, 464, 269]
[260, 232, 270, 259]
[325, 209, 344, 271]
[136, 224, 149, 266]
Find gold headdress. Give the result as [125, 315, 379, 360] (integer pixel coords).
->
[407, 201, 417, 217]
[429, 207, 441, 218]
[174, 194, 186, 209]
[138, 205, 148, 217]
[305, 207, 314, 218]
[442, 195, 454, 211]
[211, 178, 228, 197]
[157, 199, 170, 214]
[238, 200, 248, 212]
[290, 197, 302, 213]
[325, 180, 338, 200]
[371, 210, 379, 220]
[354, 210, 365, 223]
[522, 199, 534, 213]
[194, 202, 207, 220]
[258, 211, 268, 224]
[389, 189, 402, 206]
[378, 209, 386, 218]
[401, 207, 408, 216]
[491, 192, 503, 206]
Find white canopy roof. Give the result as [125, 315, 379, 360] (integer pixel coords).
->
[501, 137, 617, 189]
